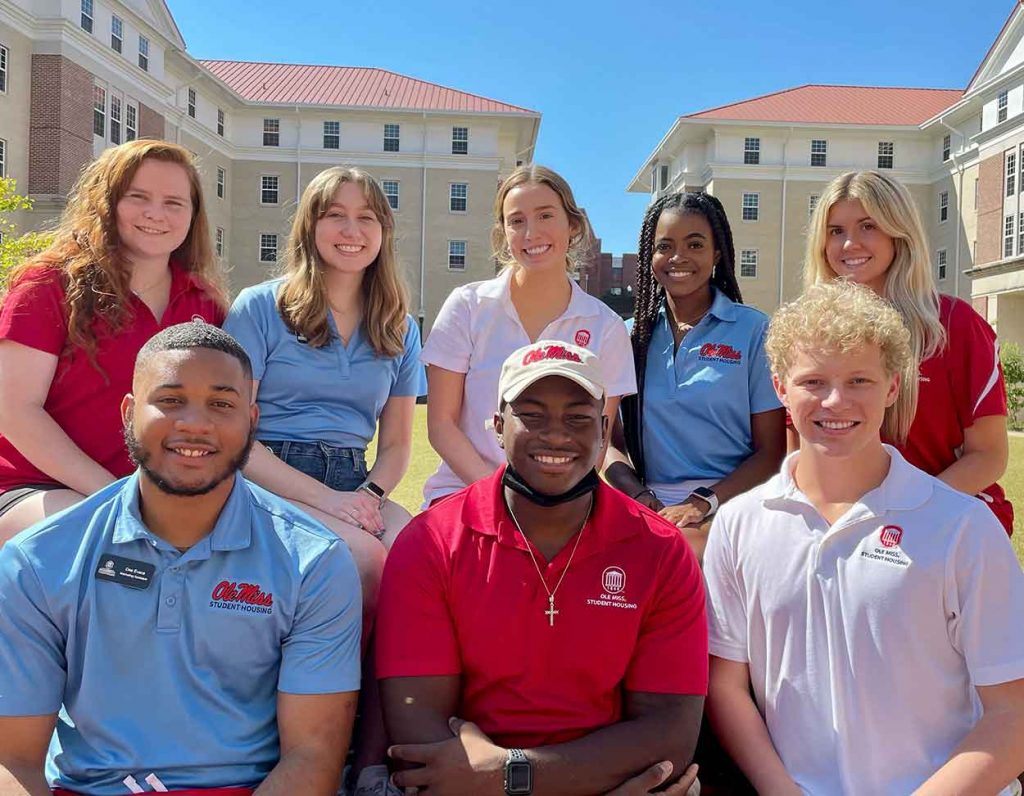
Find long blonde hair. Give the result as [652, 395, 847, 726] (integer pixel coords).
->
[490, 164, 593, 273]
[803, 171, 945, 439]
[6, 140, 225, 363]
[276, 166, 408, 356]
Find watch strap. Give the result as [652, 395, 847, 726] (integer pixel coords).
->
[504, 748, 532, 795]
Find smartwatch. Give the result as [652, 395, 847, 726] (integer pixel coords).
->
[357, 479, 386, 507]
[688, 486, 719, 518]
[504, 748, 532, 795]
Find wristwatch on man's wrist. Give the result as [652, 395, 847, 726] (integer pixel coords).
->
[357, 479, 386, 507]
[504, 748, 532, 795]
[687, 485, 719, 519]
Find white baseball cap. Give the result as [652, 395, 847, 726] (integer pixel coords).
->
[498, 340, 605, 404]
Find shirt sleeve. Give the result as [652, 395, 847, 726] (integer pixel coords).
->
[748, 316, 782, 414]
[391, 316, 428, 397]
[0, 269, 67, 356]
[278, 540, 362, 694]
[420, 287, 473, 373]
[0, 545, 67, 715]
[704, 511, 749, 663]
[946, 502, 1024, 686]
[223, 287, 272, 381]
[625, 525, 708, 694]
[375, 519, 462, 678]
[598, 316, 637, 398]
[948, 299, 1007, 424]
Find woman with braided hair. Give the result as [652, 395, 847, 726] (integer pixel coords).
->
[606, 191, 785, 562]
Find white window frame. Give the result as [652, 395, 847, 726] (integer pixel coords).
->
[939, 191, 949, 224]
[448, 240, 467, 271]
[215, 227, 225, 258]
[81, 0, 93, 33]
[260, 175, 280, 206]
[0, 138, 6, 179]
[998, 90, 1009, 123]
[1004, 214, 1015, 258]
[263, 118, 280, 147]
[216, 167, 225, 199]
[452, 126, 469, 155]
[217, 108, 225, 137]
[382, 180, 399, 211]
[659, 164, 669, 190]
[93, 85, 106, 138]
[0, 45, 7, 95]
[383, 123, 400, 152]
[137, 35, 149, 71]
[942, 134, 951, 162]
[741, 192, 759, 222]
[259, 233, 278, 263]
[937, 249, 947, 281]
[187, 88, 196, 119]
[810, 139, 827, 167]
[125, 102, 137, 141]
[808, 194, 820, 217]
[739, 249, 758, 278]
[1018, 212, 1024, 257]
[877, 141, 894, 169]
[111, 16, 122, 53]
[109, 94, 122, 145]
[1007, 150, 1017, 197]
[323, 120, 340, 150]
[743, 137, 760, 165]
[449, 182, 468, 213]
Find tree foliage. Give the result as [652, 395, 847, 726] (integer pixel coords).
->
[1002, 341, 1024, 431]
[0, 178, 52, 284]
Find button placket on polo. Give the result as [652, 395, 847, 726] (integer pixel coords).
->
[156, 555, 186, 632]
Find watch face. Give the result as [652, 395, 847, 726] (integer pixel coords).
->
[506, 761, 532, 794]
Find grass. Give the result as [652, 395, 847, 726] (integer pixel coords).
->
[371, 407, 1024, 564]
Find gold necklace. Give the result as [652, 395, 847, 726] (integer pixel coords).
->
[505, 495, 592, 627]
[131, 270, 170, 296]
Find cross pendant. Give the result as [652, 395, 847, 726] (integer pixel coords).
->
[544, 594, 559, 626]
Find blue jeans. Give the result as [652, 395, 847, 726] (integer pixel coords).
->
[262, 440, 368, 493]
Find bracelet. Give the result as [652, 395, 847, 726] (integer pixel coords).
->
[632, 487, 657, 501]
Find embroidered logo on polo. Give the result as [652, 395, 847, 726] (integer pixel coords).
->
[522, 344, 582, 366]
[209, 580, 274, 615]
[698, 342, 743, 364]
[859, 525, 910, 568]
[574, 329, 591, 347]
[586, 566, 637, 610]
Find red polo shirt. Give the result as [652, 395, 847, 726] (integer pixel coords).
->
[0, 264, 225, 492]
[376, 468, 708, 749]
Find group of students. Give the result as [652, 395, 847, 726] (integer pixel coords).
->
[0, 136, 1019, 795]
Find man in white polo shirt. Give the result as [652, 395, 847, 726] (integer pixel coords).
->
[704, 280, 1024, 795]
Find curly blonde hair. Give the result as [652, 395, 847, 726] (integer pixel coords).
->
[766, 280, 914, 441]
[6, 140, 226, 365]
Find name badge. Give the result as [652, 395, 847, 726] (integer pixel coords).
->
[95, 554, 155, 590]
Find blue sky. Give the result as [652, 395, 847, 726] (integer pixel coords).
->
[169, 0, 1013, 255]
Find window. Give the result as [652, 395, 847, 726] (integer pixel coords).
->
[216, 167, 225, 199]
[937, 249, 947, 281]
[739, 249, 758, 278]
[810, 139, 827, 167]
[1005, 215, 1015, 258]
[0, 45, 6, 94]
[942, 134, 951, 162]
[323, 120, 340, 149]
[808, 194, 820, 216]
[217, 108, 224, 137]
[877, 141, 894, 169]
[215, 227, 224, 257]
[1008, 150, 1017, 197]
[659, 165, 669, 190]
[1019, 212, 1024, 256]
[187, 88, 196, 119]
[452, 126, 468, 155]
[939, 191, 949, 223]
[125, 103, 137, 141]
[383, 123, 400, 152]
[111, 16, 122, 53]
[81, 0, 93, 32]
[744, 137, 760, 165]
[138, 35, 149, 71]
[382, 180, 399, 211]
[93, 85, 105, 137]
[263, 118, 280, 147]
[975, 177, 979, 209]
[448, 240, 467, 271]
[110, 95, 122, 145]
[260, 175, 279, 205]
[998, 90, 1008, 124]
[450, 183, 468, 213]
[741, 192, 759, 221]
[259, 234, 278, 263]
[0, 139, 5, 179]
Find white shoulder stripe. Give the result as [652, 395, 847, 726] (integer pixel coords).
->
[973, 340, 1001, 416]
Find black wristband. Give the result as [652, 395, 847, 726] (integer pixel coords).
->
[632, 487, 657, 501]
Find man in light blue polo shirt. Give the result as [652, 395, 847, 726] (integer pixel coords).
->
[0, 322, 361, 796]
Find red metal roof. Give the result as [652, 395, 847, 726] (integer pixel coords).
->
[199, 60, 536, 114]
[687, 84, 963, 126]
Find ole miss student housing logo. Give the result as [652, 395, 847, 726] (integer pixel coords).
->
[209, 580, 274, 615]
[575, 329, 591, 347]
[698, 342, 743, 364]
[879, 525, 903, 548]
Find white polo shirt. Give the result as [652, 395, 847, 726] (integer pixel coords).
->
[704, 446, 1024, 796]
[420, 268, 635, 504]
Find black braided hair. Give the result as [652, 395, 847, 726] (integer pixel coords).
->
[622, 191, 743, 481]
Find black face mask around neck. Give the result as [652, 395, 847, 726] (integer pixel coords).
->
[501, 464, 600, 508]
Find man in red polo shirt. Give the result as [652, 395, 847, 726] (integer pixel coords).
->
[376, 340, 707, 795]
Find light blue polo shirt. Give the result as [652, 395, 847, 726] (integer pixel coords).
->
[0, 472, 361, 795]
[629, 289, 781, 483]
[224, 278, 427, 449]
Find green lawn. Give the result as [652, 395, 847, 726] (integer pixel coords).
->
[372, 407, 1024, 564]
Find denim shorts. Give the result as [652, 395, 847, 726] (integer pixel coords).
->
[261, 440, 368, 493]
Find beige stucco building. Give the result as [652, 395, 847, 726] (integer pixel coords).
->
[0, 0, 540, 331]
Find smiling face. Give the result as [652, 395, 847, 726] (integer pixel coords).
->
[494, 375, 606, 495]
[651, 209, 718, 303]
[776, 342, 899, 462]
[122, 347, 257, 497]
[115, 158, 194, 265]
[824, 198, 896, 294]
[502, 182, 577, 273]
[314, 181, 384, 276]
